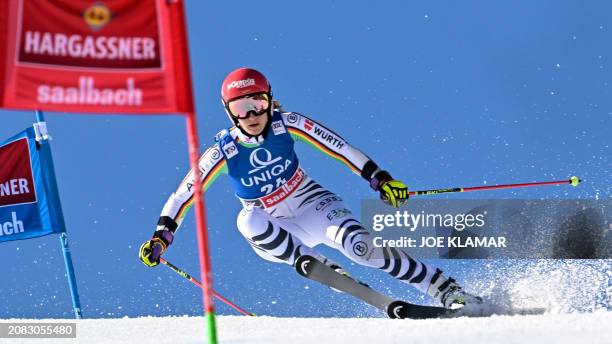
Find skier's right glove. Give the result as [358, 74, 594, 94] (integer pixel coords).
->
[139, 230, 174, 267]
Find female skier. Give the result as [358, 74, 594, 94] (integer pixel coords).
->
[139, 67, 481, 310]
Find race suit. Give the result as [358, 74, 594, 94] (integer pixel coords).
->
[155, 110, 448, 296]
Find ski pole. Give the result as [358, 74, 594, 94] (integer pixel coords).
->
[160, 258, 255, 316]
[410, 176, 581, 196]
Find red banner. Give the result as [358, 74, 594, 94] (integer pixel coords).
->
[0, 0, 194, 114]
[0, 137, 37, 207]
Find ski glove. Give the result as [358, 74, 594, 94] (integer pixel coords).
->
[380, 180, 409, 207]
[370, 170, 409, 208]
[139, 230, 174, 267]
[139, 238, 166, 267]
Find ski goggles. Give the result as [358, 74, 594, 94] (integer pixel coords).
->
[227, 93, 271, 119]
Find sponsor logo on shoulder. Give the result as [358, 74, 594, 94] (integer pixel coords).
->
[222, 141, 238, 159]
[304, 119, 314, 131]
[214, 129, 228, 142]
[197, 147, 222, 176]
[286, 113, 299, 124]
[271, 120, 286, 135]
[208, 147, 221, 160]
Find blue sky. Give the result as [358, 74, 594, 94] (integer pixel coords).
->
[0, 1, 610, 318]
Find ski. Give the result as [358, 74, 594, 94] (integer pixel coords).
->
[295, 255, 454, 319]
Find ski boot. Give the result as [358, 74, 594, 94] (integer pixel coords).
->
[427, 271, 483, 310]
[440, 285, 483, 309]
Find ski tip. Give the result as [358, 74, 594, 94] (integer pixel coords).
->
[386, 301, 406, 319]
[385, 300, 451, 320]
[569, 176, 581, 187]
[294, 255, 316, 277]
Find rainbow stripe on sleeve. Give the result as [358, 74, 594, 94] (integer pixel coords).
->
[174, 159, 228, 223]
[287, 127, 360, 174]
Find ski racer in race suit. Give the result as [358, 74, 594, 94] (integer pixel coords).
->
[139, 68, 482, 309]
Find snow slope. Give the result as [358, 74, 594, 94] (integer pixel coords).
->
[5, 312, 612, 344]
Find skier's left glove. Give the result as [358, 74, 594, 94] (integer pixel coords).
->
[370, 170, 409, 207]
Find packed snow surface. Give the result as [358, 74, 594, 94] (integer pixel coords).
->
[5, 312, 612, 344]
